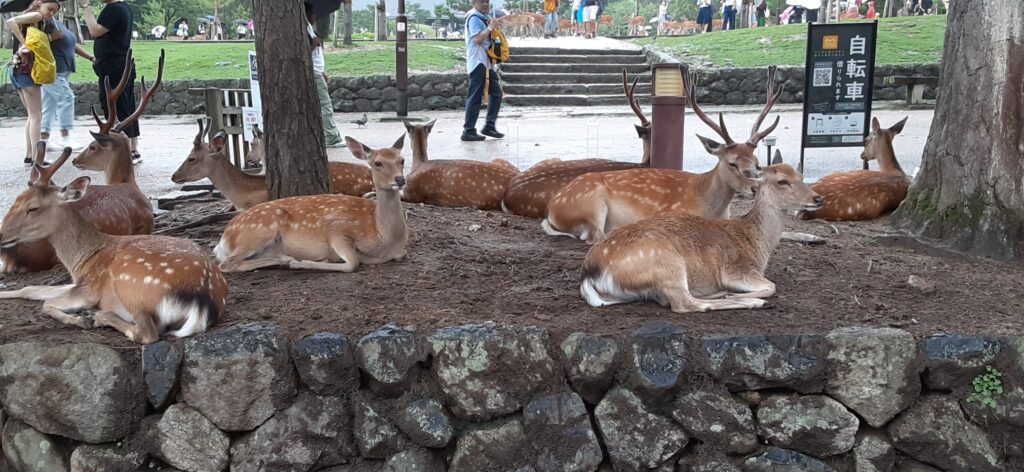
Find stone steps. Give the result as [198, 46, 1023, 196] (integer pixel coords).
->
[508, 54, 647, 65]
[503, 83, 652, 96]
[509, 47, 642, 56]
[501, 72, 651, 85]
[505, 94, 650, 107]
[501, 63, 650, 74]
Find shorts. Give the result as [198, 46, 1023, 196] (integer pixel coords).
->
[7, 67, 38, 91]
[584, 5, 599, 21]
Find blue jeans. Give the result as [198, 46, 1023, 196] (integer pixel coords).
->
[41, 72, 75, 134]
[545, 12, 558, 34]
[463, 64, 502, 132]
[723, 6, 737, 30]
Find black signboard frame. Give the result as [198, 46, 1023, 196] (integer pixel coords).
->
[800, 21, 878, 173]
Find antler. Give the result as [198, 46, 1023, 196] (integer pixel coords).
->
[746, 65, 783, 146]
[687, 72, 734, 144]
[194, 117, 211, 146]
[622, 69, 650, 128]
[113, 49, 166, 134]
[31, 142, 73, 187]
[93, 49, 136, 134]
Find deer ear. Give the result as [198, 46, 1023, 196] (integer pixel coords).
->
[392, 133, 405, 151]
[871, 116, 881, 134]
[58, 176, 91, 203]
[401, 120, 414, 132]
[90, 131, 117, 147]
[771, 149, 784, 165]
[696, 135, 724, 155]
[889, 116, 908, 135]
[252, 124, 263, 139]
[424, 119, 437, 133]
[346, 136, 371, 161]
[211, 130, 228, 152]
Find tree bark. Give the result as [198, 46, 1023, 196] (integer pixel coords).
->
[253, 0, 332, 200]
[375, 0, 387, 41]
[892, 0, 1024, 260]
[344, 0, 354, 46]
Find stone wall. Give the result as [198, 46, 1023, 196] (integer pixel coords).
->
[0, 74, 470, 118]
[0, 322, 1020, 472]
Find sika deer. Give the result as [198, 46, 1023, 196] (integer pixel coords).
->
[628, 16, 646, 36]
[543, 66, 782, 243]
[401, 120, 520, 211]
[502, 71, 652, 219]
[172, 119, 374, 210]
[0, 149, 227, 344]
[0, 52, 162, 274]
[214, 135, 409, 273]
[801, 117, 911, 221]
[580, 152, 823, 313]
[245, 124, 266, 172]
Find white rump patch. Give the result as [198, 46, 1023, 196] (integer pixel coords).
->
[213, 239, 230, 263]
[541, 219, 579, 239]
[157, 297, 211, 338]
[580, 272, 633, 307]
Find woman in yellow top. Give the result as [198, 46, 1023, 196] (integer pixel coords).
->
[543, 0, 559, 38]
[6, 0, 62, 167]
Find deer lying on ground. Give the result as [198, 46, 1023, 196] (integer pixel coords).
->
[801, 117, 911, 221]
[628, 16, 646, 35]
[0, 148, 227, 344]
[502, 71, 652, 218]
[214, 135, 409, 273]
[580, 152, 823, 313]
[401, 120, 520, 211]
[0, 51, 161, 274]
[172, 119, 374, 210]
[543, 67, 782, 243]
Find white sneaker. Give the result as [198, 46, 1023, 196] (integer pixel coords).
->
[44, 139, 61, 151]
[59, 137, 84, 151]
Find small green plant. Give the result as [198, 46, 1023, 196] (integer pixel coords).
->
[966, 366, 1003, 409]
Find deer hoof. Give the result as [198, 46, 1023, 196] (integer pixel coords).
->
[76, 316, 95, 330]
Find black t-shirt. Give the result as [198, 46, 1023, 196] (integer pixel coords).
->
[94, 1, 133, 64]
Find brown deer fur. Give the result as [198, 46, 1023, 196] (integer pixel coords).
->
[0, 149, 227, 344]
[214, 135, 409, 273]
[401, 120, 520, 211]
[801, 117, 910, 221]
[580, 154, 823, 313]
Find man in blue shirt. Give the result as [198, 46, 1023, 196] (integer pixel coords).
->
[462, 0, 506, 142]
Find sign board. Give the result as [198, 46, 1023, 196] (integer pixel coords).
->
[246, 51, 264, 134]
[241, 107, 260, 141]
[801, 21, 877, 167]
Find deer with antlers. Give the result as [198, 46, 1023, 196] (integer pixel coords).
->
[0, 51, 163, 274]
[543, 67, 782, 243]
[502, 71, 652, 219]
[580, 151, 824, 313]
[801, 117, 911, 221]
[171, 119, 374, 210]
[213, 135, 409, 273]
[0, 148, 228, 343]
[400, 120, 520, 211]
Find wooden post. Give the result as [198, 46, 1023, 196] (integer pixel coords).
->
[332, 10, 340, 47]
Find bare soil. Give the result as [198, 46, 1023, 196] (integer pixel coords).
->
[1, 199, 1022, 349]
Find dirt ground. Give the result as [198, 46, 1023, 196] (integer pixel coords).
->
[1, 197, 1021, 349]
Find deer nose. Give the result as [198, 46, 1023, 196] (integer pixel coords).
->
[814, 196, 825, 206]
[395, 177, 406, 187]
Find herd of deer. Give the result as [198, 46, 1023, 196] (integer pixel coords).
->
[0, 51, 912, 344]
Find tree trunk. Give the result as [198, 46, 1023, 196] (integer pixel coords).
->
[344, 0, 354, 46]
[375, 0, 387, 41]
[332, 10, 340, 47]
[253, 0, 332, 200]
[892, 0, 1024, 260]
[634, 0, 640, 17]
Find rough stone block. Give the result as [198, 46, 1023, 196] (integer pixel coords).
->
[701, 335, 828, 393]
[826, 327, 921, 427]
[523, 392, 602, 472]
[888, 395, 1002, 472]
[595, 387, 687, 471]
[147, 404, 229, 472]
[922, 334, 1001, 390]
[292, 332, 359, 396]
[450, 417, 531, 472]
[561, 333, 619, 404]
[143, 341, 183, 410]
[357, 325, 424, 394]
[623, 321, 688, 401]
[672, 387, 757, 455]
[2, 419, 68, 472]
[756, 394, 859, 457]
[396, 399, 453, 449]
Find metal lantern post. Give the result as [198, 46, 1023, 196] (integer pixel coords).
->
[764, 135, 777, 168]
[649, 63, 689, 170]
[396, 0, 409, 116]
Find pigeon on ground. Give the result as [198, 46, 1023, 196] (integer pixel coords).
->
[351, 113, 369, 127]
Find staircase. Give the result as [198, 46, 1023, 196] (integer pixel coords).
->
[502, 45, 651, 107]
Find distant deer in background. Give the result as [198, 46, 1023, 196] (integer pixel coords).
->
[0, 148, 227, 344]
[502, 70, 653, 218]
[628, 16, 646, 35]
[214, 135, 409, 273]
[0, 51, 162, 274]
[172, 119, 374, 210]
[401, 120, 520, 211]
[801, 117, 911, 221]
[543, 66, 782, 243]
[580, 152, 823, 313]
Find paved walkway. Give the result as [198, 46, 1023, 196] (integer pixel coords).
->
[0, 104, 933, 211]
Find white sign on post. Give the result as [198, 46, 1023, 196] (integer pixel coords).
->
[241, 107, 261, 141]
[246, 51, 264, 141]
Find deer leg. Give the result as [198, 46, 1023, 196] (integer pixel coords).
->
[721, 272, 777, 299]
[781, 231, 826, 245]
[94, 311, 160, 344]
[662, 267, 766, 312]
[221, 254, 297, 272]
[288, 238, 360, 272]
[39, 290, 98, 329]
[0, 284, 76, 300]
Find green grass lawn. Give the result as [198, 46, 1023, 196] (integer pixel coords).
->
[71, 40, 463, 83]
[634, 16, 947, 67]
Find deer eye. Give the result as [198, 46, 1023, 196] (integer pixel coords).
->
[777, 180, 790, 187]
[729, 163, 738, 169]
[398, 160, 405, 166]
[374, 161, 383, 167]
[26, 207, 39, 214]
[187, 158, 196, 163]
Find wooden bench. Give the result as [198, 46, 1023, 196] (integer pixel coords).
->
[883, 75, 939, 106]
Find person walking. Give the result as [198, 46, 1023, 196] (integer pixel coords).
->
[696, 0, 713, 33]
[543, 0, 558, 38]
[581, 0, 598, 38]
[305, 3, 343, 148]
[722, 0, 737, 30]
[756, 0, 768, 27]
[82, 0, 143, 164]
[461, 0, 505, 142]
[41, 18, 94, 151]
[6, 0, 61, 166]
